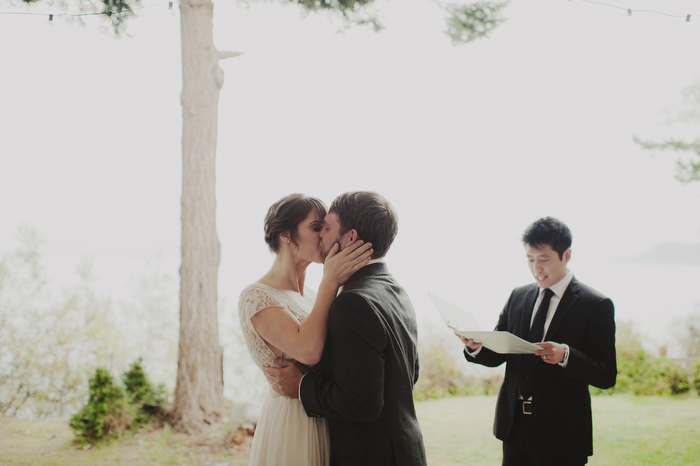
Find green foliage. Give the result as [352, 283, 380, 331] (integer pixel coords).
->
[592, 322, 691, 396]
[444, 1, 509, 45]
[693, 355, 700, 396]
[122, 358, 167, 425]
[69, 368, 131, 442]
[0, 226, 177, 420]
[414, 324, 502, 401]
[633, 135, 700, 184]
[70, 361, 167, 442]
[635, 79, 700, 184]
[294, 0, 382, 31]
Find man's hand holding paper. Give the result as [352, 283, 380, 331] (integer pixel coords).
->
[428, 292, 540, 354]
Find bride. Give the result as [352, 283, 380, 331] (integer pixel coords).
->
[238, 193, 372, 466]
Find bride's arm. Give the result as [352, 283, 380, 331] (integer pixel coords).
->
[251, 241, 372, 365]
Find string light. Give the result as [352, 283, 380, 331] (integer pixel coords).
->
[577, 0, 697, 21]
[44, 13, 53, 31]
[0, 1, 180, 29]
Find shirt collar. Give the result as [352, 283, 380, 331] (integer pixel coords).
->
[542, 269, 574, 298]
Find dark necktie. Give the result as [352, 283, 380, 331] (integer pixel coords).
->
[528, 288, 554, 343]
[519, 288, 555, 399]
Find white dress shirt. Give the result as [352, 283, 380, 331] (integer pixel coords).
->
[466, 270, 574, 368]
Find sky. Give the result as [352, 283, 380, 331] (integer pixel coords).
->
[1, 0, 700, 367]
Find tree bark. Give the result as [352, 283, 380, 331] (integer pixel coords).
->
[171, 0, 224, 433]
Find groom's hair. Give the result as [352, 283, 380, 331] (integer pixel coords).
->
[264, 193, 327, 253]
[521, 217, 572, 260]
[330, 191, 398, 260]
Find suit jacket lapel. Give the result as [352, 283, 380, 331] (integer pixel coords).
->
[544, 277, 580, 340]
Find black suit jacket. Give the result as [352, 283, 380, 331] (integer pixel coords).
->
[465, 277, 616, 461]
[300, 262, 427, 466]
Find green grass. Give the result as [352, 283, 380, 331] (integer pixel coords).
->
[0, 420, 251, 466]
[415, 394, 700, 466]
[2, 395, 699, 465]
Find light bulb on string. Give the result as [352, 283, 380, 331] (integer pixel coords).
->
[168, 1, 174, 15]
[103, 11, 113, 26]
[686, 14, 691, 22]
[44, 13, 54, 31]
[627, 8, 632, 17]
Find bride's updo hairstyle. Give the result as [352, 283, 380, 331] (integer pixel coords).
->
[264, 193, 327, 253]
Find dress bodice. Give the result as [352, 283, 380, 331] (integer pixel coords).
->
[238, 283, 315, 372]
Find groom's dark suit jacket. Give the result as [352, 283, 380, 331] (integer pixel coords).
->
[300, 262, 427, 466]
[466, 277, 616, 462]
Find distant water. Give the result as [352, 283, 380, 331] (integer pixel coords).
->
[38, 253, 700, 407]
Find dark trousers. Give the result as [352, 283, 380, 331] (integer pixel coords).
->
[502, 401, 587, 466]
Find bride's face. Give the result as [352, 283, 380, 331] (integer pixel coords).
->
[290, 210, 325, 264]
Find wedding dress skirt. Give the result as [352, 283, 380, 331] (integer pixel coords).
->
[239, 284, 330, 465]
[248, 390, 330, 466]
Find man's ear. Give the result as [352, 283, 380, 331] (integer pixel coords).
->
[341, 229, 359, 249]
[563, 248, 572, 263]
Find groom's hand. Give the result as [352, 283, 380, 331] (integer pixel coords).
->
[263, 357, 308, 398]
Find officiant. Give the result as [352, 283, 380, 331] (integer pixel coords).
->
[458, 217, 616, 466]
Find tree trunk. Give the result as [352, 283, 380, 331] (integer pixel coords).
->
[170, 0, 224, 433]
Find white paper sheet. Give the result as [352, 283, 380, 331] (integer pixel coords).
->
[427, 292, 541, 354]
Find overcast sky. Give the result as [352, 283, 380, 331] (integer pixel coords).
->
[1, 0, 699, 330]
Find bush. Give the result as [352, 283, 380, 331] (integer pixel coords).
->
[69, 368, 131, 442]
[122, 358, 167, 425]
[0, 226, 177, 421]
[693, 355, 700, 396]
[413, 323, 503, 401]
[591, 322, 691, 396]
[632, 357, 689, 396]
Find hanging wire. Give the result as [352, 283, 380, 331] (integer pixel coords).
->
[0, 0, 179, 19]
[579, 0, 696, 20]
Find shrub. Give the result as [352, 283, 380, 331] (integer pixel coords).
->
[413, 323, 503, 401]
[122, 358, 167, 425]
[631, 357, 689, 396]
[591, 321, 690, 396]
[693, 355, 700, 396]
[69, 368, 131, 442]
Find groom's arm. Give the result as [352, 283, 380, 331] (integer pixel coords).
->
[300, 292, 386, 422]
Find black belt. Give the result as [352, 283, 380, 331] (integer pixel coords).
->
[519, 399, 533, 415]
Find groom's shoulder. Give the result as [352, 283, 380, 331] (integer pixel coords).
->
[569, 278, 611, 302]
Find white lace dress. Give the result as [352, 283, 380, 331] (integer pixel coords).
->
[238, 283, 330, 466]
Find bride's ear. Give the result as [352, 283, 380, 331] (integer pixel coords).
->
[280, 232, 292, 245]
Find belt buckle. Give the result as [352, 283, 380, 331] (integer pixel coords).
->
[522, 400, 532, 415]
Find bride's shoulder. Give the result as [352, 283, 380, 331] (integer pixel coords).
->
[238, 282, 285, 308]
[240, 282, 276, 299]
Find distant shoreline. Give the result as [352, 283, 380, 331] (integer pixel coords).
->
[618, 241, 700, 265]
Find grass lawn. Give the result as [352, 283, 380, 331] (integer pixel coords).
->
[415, 394, 700, 466]
[2, 395, 699, 465]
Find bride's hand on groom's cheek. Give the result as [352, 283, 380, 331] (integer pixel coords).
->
[323, 241, 373, 287]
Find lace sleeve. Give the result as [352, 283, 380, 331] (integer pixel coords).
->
[238, 283, 287, 368]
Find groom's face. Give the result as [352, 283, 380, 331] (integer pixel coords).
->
[320, 212, 354, 257]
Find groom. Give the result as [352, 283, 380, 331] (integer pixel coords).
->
[265, 191, 427, 466]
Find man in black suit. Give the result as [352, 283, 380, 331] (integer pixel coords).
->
[460, 217, 616, 466]
[266, 191, 427, 466]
